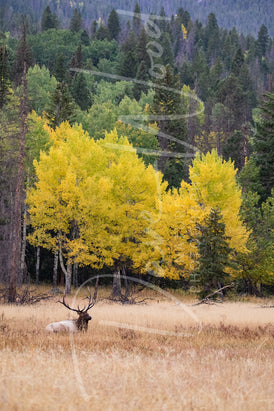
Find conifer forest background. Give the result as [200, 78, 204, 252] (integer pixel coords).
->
[0, 0, 273, 301]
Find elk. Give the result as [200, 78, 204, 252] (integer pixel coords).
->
[45, 295, 95, 333]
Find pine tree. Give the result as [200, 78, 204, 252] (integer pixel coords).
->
[80, 30, 90, 46]
[9, 22, 29, 301]
[71, 72, 91, 111]
[120, 32, 138, 78]
[107, 9, 121, 40]
[132, 60, 149, 100]
[69, 9, 82, 33]
[14, 18, 33, 86]
[133, 3, 141, 34]
[231, 48, 244, 76]
[53, 53, 67, 83]
[136, 27, 150, 68]
[195, 208, 232, 298]
[41, 6, 59, 31]
[253, 92, 274, 201]
[45, 82, 76, 129]
[151, 64, 187, 188]
[256, 24, 269, 58]
[0, 46, 10, 109]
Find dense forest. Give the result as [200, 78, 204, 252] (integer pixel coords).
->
[1, 0, 274, 37]
[0, 2, 273, 301]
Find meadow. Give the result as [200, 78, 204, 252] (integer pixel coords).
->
[0, 288, 273, 411]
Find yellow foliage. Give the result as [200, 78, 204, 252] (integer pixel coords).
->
[181, 24, 188, 39]
[189, 150, 249, 252]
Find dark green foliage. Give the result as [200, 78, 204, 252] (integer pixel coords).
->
[204, 13, 220, 63]
[69, 9, 82, 33]
[107, 9, 121, 40]
[53, 53, 67, 83]
[0, 46, 10, 108]
[133, 3, 141, 34]
[151, 64, 188, 188]
[70, 44, 82, 73]
[256, 24, 269, 58]
[120, 32, 138, 78]
[253, 92, 274, 200]
[45, 82, 76, 129]
[136, 27, 150, 68]
[95, 25, 110, 41]
[231, 48, 244, 76]
[223, 127, 252, 171]
[71, 72, 92, 111]
[80, 30, 90, 46]
[133, 60, 149, 100]
[14, 19, 33, 85]
[195, 208, 232, 298]
[41, 6, 59, 31]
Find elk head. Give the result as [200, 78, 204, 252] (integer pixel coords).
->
[58, 295, 95, 331]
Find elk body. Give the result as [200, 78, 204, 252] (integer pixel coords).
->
[45, 296, 94, 333]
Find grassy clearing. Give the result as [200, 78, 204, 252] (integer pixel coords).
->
[0, 291, 273, 410]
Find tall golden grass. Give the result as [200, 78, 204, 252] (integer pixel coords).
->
[0, 291, 273, 410]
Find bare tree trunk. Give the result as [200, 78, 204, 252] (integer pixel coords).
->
[59, 245, 72, 295]
[53, 249, 58, 288]
[35, 246, 40, 285]
[122, 264, 130, 297]
[65, 264, 72, 295]
[73, 262, 78, 288]
[8, 50, 27, 302]
[19, 205, 27, 285]
[112, 263, 122, 299]
[93, 273, 99, 302]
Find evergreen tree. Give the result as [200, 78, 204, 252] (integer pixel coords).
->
[253, 92, 274, 200]
[41, 6, 59, 31]
[195, 208, 232, 298]
[53, 53, 67, 83]
[133, 3, 141, 34]
[69, 45, 82, 80]
[256, 24, 269, 58]
[69, 9, 82, 33]
[231, 48, 244, 76]
[120, 32, 138, 78]
[71, 72, 91, 111]
[45, 82, 76, 129]
[136, 27, 150, 68]
[91, 20, 97, 38]
[133, 60, 149, 100]
[151, 64, 188, 188]
[80, 30, 90, 46]
[204, 12, 220, 63]
[107, 9, 121, 40]
[14, 18, 33, 86]
[0, 46, 10, 108]
[95, 25, 110, 41]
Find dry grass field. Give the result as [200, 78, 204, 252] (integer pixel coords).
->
[0, 288, 273, 411]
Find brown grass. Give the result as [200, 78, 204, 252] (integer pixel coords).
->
[0, 292, 273, 410]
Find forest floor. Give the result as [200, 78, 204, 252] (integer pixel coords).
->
[0, 287, 273, 410]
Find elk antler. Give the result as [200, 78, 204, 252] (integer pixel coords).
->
[58, 294, 95, 313]
[82, 294, 95, 312]
[58, 296, 81, 313]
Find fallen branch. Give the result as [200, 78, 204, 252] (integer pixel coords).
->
[191, 283, 235, 306]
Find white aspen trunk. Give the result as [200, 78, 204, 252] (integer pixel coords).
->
[35, 246, 40, 285]
[65, 264, 72, 295]
[59, 246, 71, 295]
[53, 249, 58, 288]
